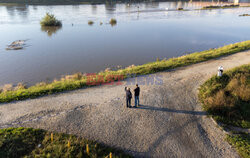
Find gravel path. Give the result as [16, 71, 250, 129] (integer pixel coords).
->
[1, 51, 250, 157]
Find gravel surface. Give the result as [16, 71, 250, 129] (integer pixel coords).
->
[1, 51, 250, 157]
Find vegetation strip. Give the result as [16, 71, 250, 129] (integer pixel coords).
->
[0, 41, 250, 103]
[201, 4, 240, 9]
[0, 127, 131, 158]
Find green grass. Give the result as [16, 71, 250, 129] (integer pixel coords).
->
[0, 127, 131, 158]
[40, 13, 62, 27]
[199, 64, 250, 128]
[226, 133, 250, 158]
[0, 40, 250, 103]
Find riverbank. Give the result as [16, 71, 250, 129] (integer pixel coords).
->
[0, 40, 250, 103]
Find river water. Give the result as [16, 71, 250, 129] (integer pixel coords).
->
[0, 1, 249, 86]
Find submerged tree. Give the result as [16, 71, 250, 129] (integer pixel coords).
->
[40, 13, 62, 27]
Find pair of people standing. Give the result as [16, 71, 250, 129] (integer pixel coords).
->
[125, 84, 140, 108]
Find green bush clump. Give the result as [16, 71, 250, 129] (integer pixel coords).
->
[40, 13, 62, 27]
[109, 18, 117, 26]
[88, 20, 94, 25]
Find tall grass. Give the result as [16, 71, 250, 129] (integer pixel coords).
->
[0, 40, 250, 103]
[0, 127, 131, 158]
[199, 64, 250, 128]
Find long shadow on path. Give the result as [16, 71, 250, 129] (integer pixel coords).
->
[136, 105, 207, 116]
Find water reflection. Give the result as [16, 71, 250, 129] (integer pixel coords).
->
[41, 26, 62, 37]
[5, 5, 29, 19]
[91, 5, 98, 14]
[105, 1, 116, 14]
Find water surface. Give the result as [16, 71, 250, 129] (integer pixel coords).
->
[0, 1, 250, 86]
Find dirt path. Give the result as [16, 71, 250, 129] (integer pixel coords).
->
[1, 51, 250, 157]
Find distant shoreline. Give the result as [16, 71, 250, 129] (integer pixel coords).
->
[0, 0, 166, 6]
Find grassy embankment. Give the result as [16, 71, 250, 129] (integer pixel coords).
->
[199, 64, 250, 158]
[199, 64, 250, 128]
[0, 40, 250, 103]
[0, 127, 131, 158]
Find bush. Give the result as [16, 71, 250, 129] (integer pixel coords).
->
[88, 20, 94, 25]
[40, 13, 62, 27]
[109, 18, 117, 26]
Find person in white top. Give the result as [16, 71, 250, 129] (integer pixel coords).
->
[218, 66, 224, 77]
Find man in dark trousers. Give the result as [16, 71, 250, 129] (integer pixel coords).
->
[125, 87, 132, 108]
[134, 84, 140, 107]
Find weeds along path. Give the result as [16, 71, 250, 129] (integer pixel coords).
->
[0, 51, 250, 157]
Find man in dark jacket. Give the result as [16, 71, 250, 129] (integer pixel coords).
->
[134, 84, 140, 107]
[125, 87, 132, 108]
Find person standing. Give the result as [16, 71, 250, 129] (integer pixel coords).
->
[218, 66, 224, 77]
[125, 87, 132, 108]
[134, 84, 140, 107]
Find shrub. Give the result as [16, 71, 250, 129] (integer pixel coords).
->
[88, 20, 94, 25]
[109, 18, 117, 26]
[40, 13, 62, 27]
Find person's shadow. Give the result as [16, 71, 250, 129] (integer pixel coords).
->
[135, 105, 207, 116]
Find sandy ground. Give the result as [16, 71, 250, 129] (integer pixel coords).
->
[1, 51, 250, 157]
